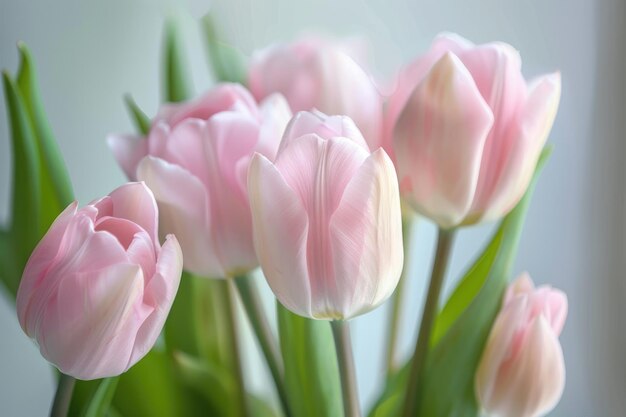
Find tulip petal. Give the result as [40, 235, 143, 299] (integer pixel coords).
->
[394, 52, 494, 228]
[329, 149, 403, 318]
[46, 263, 147, 379]
[137, 156, 222, 277]
[106, 134, 148, 181]
[385, 33, 473, 157]
[280, 111, 369, 155]
[470, 72, 561, 222]
[130, 234, 182, 365]
[257, 93, 292, 160]
[101, 182, 160, 247]
[248, 153, 312, 317]
[16, 202, 77, 329]
[490, 316, 565, 417]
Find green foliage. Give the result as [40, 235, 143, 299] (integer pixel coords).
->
[163, 19, 192, 102]
[368, 148, 552, 417]
[277, 304, 342, 417]
[123, 94, 150, 135]
[201, 14, 247, 84]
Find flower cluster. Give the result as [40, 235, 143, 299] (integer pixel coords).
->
[10, 30, 567, 417]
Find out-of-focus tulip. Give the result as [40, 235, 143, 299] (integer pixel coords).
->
[389, 33, 561, 228]
[248, 111, 403, 320]
[108, 84, 292, 277]
[16, 182, 182, 380]
[248, 37, 384, 151]
[475, 273, 567, 417]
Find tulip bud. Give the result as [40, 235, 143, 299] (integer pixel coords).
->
[249, 36, 384, 151]
[248, 111, 403, 320]
[389, 33, 561, 228]
[475, 273, 567, 417]
[16, 183, 183, 380]
[108, 84, 292, 278]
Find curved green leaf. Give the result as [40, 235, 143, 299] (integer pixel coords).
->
[83, 377, 119, 417]
[2, 71, 41, 297]
[163, 19, 192, 103]
[124, 94, 150, 135]
[277, 303, 342, 417]
[16, 42, 74, 230]
[201, 14, 247, 84]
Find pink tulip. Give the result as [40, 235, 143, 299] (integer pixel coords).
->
[475, 273, 567, 417]
[248, 111, 403, 319]
[16, 183, 182, 380]
[248, 36, 384, 151]
[108, 84, 292, 277]
[390, 33, 561, 228]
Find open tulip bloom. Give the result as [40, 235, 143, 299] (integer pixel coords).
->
[1, 21, 568, 417]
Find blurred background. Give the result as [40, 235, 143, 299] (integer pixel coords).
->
[0, 0, 624, 415]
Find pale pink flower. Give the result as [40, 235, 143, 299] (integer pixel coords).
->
[248, 111, 403, 319]
[475, 273, 567, 417]
[390, 33, 561, 228]
[108, 84, 292, 277]
[249, 36, 384, 151]
[16, 182, 182, 380]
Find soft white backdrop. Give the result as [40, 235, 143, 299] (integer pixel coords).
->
[1, 0, 624, 416]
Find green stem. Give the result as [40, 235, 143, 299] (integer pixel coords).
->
[234, 275, 292, 417]
[331, 320, 361, 417]
[49, 373, 75, 417]
[401, 227, 456, 417]
[225, 279, 250, 417]
[383, 216, 414, 378]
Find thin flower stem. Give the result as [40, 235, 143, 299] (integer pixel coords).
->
[49, 373, 75, 417]
[233, 274, 292, 417]
[383, 215, 415, 378]
[225, 278, 250, 417]
[331, 320, 361, 417]
[401, 227, 456, 417]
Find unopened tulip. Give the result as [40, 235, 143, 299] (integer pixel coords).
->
[16, 183, 182, 380]
[248, 111, 403, 319]
[475, 273, 567, 417]
[108, 84, 292, 277]
[390, 33, 561, 228]
[249, 37, 384, 151]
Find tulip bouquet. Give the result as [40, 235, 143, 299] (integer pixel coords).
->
[1, 15, 567, 417]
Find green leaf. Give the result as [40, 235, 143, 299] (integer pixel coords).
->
[172, 351, 234, 417]
[2, 71, 41, 297]
[16, 42, 74, 233]
[201, 14, 247, 84]
[124, 94, 150, 135]
[277, 303, 342, 417]
[367, 147, 552, 417]
[112, 349, 205, 417]
[162, 19, 192, 103]
[83, 377, 119, 417]
[249, 394, 281, 417]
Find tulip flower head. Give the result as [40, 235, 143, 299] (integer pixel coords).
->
[475, 273, 567, 417]
[248, 111, 403, 320]
[389, 33, 561, 228]
[108, 84, 292, 278]
[16, 183, 183, 380]
[249, 36, 384, 151]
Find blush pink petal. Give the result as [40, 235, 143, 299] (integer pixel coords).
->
[130, 234, 182, 364]
[257, 94, 293, 160]
[248, 153, 312, 317]
[384, 33, 473, 158]
[280, 111, 369, 154]
[394, 52, 494, 228]
[137, 156, 221, 278]
[471, 72, 561, 222]
[329, 149, 403, 318]
[106, 134, 148, 181]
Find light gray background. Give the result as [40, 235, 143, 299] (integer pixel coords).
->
[1, 0, 624, 416]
